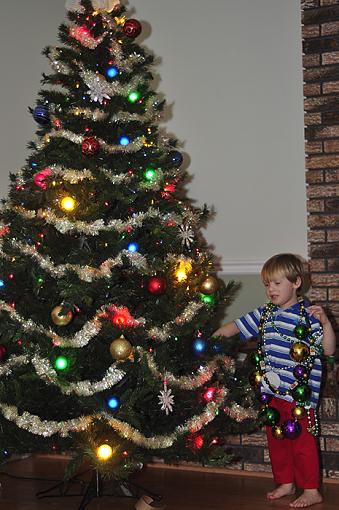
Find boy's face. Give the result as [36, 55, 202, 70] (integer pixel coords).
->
[262, 272, 301, 309]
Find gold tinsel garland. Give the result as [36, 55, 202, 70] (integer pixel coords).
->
[11, 204, 180, 235]
[0, 298, 205, 348]
[0, 353, 125, 396]
[40, 128, 146, 155]
[6, 241, 149, 281]
[140, 349, 235, 389]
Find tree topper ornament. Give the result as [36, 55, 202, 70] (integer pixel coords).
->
[65, 0, 120, 13]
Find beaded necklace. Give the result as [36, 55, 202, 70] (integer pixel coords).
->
[250, 299, 323, 439]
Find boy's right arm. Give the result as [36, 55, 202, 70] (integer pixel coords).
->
[212, 321, 240, 338]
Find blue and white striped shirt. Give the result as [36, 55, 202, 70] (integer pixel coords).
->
[235, 302, 323, 408]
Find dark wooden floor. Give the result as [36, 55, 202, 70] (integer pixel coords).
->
[1, 455, 339, 509]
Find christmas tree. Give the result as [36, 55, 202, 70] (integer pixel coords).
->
[0, 0, 256, 478]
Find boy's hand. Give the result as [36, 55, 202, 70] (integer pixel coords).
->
[308, 305, 330, 326]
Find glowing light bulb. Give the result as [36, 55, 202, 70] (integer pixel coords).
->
[60, 196, 76, 211]
[128, 91, 140, 103]
[54, 356, 69, 371]
[175, 260, 192, 282]
[97, 444, 113, 460]
[106, 66, 119, 78]
[107, 396, 120, 410]
[119, 136, 130, 146]
[128, 242, 139, 253]
[144, 168, 156, 182]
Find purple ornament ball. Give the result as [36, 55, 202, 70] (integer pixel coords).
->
[282, 419, 302, 439]
[293, 364, 309, 381]
[258, 393, 273, 405]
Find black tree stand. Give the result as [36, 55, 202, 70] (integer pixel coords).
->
[36, 468, 162, 510]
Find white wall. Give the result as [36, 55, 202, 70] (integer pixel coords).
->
[0, 0, 307, 275]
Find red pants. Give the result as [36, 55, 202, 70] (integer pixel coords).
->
[266, 397, 320, 489]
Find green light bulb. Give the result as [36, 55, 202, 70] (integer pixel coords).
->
[144, 168, 156, 181]
[54, 356, 69, 371]
[128, 91, 140, 103]
[200, 294, 215, 305]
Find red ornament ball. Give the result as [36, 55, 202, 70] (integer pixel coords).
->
[123, 19, 142, 38]
[82, 137, 100, 156]
[0, 344, 8, 362]
[147, 276, 167, 295]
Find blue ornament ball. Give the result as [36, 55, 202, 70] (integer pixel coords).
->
[169, 150, 183, 167]
[193, 337, 207, 354]
[33, 105, 50, 125]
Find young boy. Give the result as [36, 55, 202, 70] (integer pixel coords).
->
[213, 253, 336, 508]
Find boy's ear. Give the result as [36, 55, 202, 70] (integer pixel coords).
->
[293, 276, 302, 290]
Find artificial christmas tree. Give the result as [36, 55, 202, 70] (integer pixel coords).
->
[0, 0, 256, 480]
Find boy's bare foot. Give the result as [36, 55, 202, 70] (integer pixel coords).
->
[289, 489, 322, 508]
[267, 483, 295, 500]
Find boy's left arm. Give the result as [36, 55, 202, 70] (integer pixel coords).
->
[308, 305, 336, 356]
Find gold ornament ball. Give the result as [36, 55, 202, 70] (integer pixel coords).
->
[290, 342, 310, 362]
[200, 276, 219, 295]
[249, 370, 262, 387]
[51, 305, 73, 326]
[271, 425, 284, 440]
[291, 406, 306, 420]
[110, 336, 133, 361]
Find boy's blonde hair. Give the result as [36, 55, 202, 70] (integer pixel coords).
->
[261, 253, 306, 294]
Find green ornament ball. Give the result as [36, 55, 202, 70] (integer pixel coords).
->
[291, 384, 311, 403]
[294, 324, 308, 340]
[250, 351, 263, 367]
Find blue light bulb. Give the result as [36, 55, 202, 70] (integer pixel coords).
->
[107, 396, 120, 410]
[119, 136, 130, 146]
[128, 242, 139, 252]
[0, 280, 5, 288]
[106, 66, 119, 78]
[193, 338, 207, 354]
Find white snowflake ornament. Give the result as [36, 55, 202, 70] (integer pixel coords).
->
[82, 72, 111, 104]
[65, 0, 120, 12]
[158, 379, 174, 415]
[178, 223, 194, 249]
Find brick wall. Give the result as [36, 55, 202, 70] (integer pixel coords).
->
[301, 0, 339, 346]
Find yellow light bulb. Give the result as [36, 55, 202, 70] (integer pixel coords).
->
[60, 196, 76, 212]
[97, 444, 113, 460]
[175, 260, 192, 282]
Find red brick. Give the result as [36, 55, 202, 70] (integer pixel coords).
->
[304, 65, 339, 83]
[322, 51, 339, 64]
[304, 96, 339, 112]
[306, 169, 324, 183]
[324, 140, 339, 152]
[306, 141, 323, 153]
[329, 303, 339, 315]
[325, 197, 339, 212]
[302, 24, 320, 38]
[304, 83, 321, 96]
[241, 432, 266, 446]
[328, 258, 339, 271]
[329, 288, 339, 300]
[309, 259, 326, 271]
[321, 397, 337, 419]
[323, 80, 339, 93]
[307, 184, 338, 197]
[311, 273, 339, 286]
[321, 423, 339, 435]
[308, 229, 326, 242]
[308, 125, 339, 138]
[307, 155, 339, 168]
[308, 287, 328, 300]
[302, 1, 320, 8]
[327, 230, 339, 241]
[321, 0, 339, 5]
[310, 242, 339, 257]
[308, 199, 325, 212]
[224, 434, 241, 445]
[325, 169, 339, 182]
[308, 214, 339, 227]
[326, 438, 339, 452]
[304, 112, 322, 124]
[321, 21, 339, 35]
[243, 463, 271, 473]
[303, 54, 321, 67]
